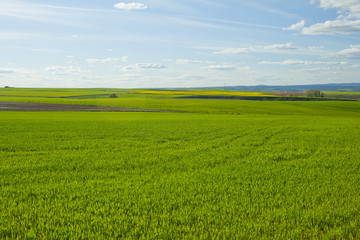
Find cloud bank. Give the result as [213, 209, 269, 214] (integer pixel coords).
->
[303, 19, 360, 35]
[326, 45, 360, 59]
[302, 0, 360, 35]
[259, 59, 347, 65]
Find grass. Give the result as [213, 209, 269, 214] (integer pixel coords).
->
[1, 112, 360, 239]
[1, 89, 360, 239]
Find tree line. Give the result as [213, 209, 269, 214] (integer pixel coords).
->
[305, 89, 324, 97]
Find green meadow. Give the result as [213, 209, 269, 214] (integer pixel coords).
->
[1, 88, 360, 239]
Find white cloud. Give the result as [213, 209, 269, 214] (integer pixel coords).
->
[303, 0, 360, 35]
[295, 67, 331, 73]
[86, 57, 128, 64]
[214, 43, 297, 55]
[259, 59, 348, 65]
[175, 59, 213, 64]
[283, 20, 305, 31]
[45, 66, 83, 75]
[123, 63, 167, 70]
[308, 46, 324, 49]
[326, 45, 360, 59]
[302, 19, 360, 35]
[311, 0, 360, 18]
[0, 68, 16, 74]
[214, 47, 253, 55]
[264, 43, 298, 50]
[0, 67, 30, 75]
[205, 65, 236, 71]
[351, 64, 360, 68]
[114, 2, 148, 11]
[136, 63, 166, 68]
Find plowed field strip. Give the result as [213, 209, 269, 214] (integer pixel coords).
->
[0, 102, 174, 112]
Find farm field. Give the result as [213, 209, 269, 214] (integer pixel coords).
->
[0, 88, 274, 98]
[324, 92, 360, 101]
[1, 88, 359, 116]
[1, 89, 360, 239]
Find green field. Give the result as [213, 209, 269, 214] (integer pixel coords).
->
[1, 89, 360, 239]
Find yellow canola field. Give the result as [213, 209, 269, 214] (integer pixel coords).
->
[134, 90, 275, 97]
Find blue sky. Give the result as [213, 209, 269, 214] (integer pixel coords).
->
[1, 0, 360, 88]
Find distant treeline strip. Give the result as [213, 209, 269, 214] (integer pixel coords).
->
[180, 95, 354, 101]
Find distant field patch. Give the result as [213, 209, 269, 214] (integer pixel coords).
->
[324, 92, 360, 101]
[0, 88, 131, 98]
[325, 92, 360, 95]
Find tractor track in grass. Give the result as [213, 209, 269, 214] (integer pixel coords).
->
[0, 101, 176, 112]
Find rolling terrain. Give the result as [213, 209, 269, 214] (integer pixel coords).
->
[1, 88, 360, 239]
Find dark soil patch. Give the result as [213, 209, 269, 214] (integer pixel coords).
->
[0, 102, 171, 112]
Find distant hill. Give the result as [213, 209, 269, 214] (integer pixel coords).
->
[195, 83, 360, 92]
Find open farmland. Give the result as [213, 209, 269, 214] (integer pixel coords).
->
[1, 89, 360, 239]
